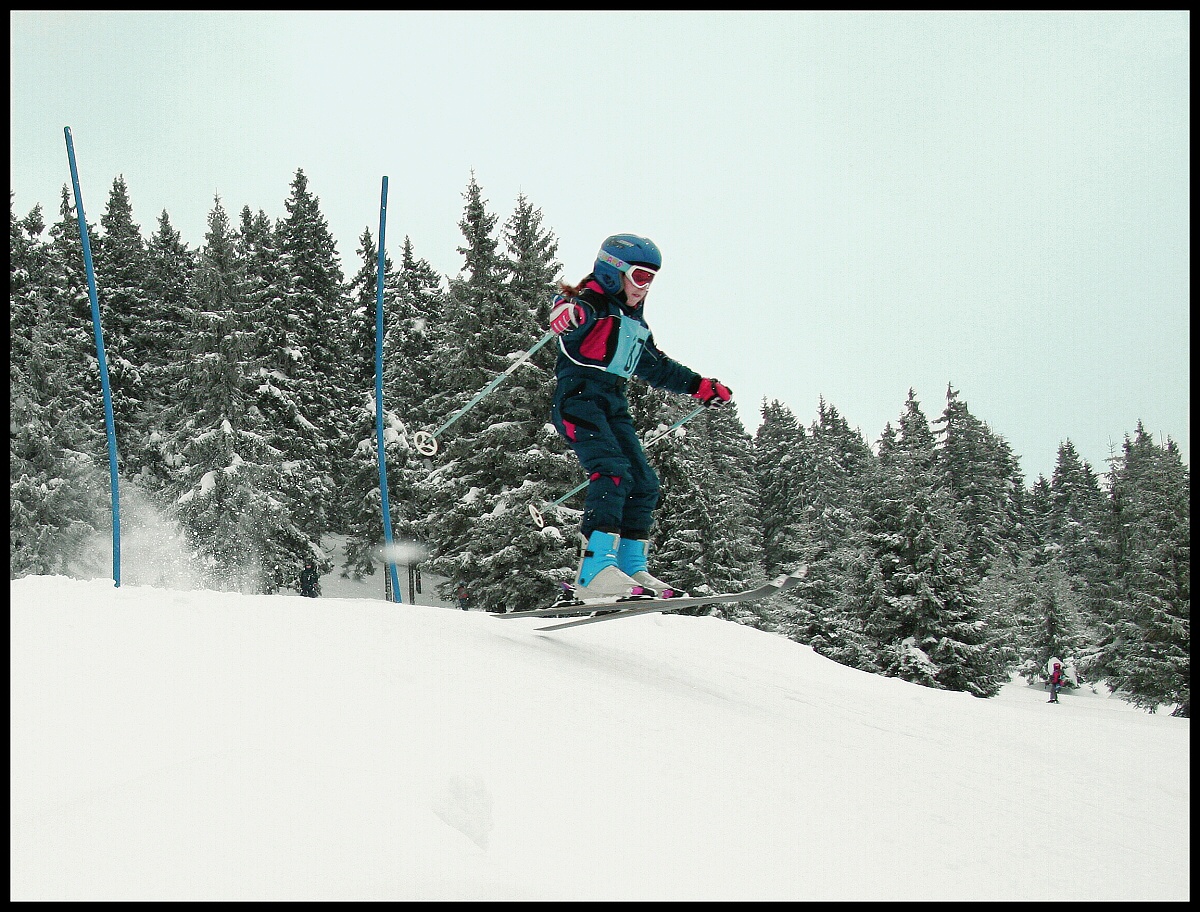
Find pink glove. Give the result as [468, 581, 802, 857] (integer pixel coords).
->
[550, 294, 586, 334]
[692, 378, 732, 406]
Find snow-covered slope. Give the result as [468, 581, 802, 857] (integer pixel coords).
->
[10, 576, 1189, 901]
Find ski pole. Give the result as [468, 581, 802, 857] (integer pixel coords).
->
[528, 404, 706, 528]
[412, 329, 555, 456]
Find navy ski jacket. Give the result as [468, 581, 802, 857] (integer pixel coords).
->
[553, 276, 701, 396]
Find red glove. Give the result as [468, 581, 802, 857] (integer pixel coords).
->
[692, 377, 732, 406]
[550, 294, 587, 334]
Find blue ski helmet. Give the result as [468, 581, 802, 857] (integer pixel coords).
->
[593, 234, 662, 294]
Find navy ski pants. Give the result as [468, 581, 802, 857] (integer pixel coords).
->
[551, 376, 660, 538]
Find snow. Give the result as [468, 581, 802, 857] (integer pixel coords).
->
[10, 574, 1188, 901]
[176, 470, 217, 504]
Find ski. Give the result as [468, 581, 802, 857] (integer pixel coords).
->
[537, 567, 807, 631]
[494, 595, 662, 620]
[534, 596, 703, 630]
[495, 567, 807, 630]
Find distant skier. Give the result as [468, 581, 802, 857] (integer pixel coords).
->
[456, 583, 471, 611]
[549, 234, 732, 601]
[1048, 661, 1063, 703]
[299, 559, 320, 598]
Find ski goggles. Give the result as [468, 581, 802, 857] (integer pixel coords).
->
[598, 250, 659, 288]
[626, 265, 658, 288]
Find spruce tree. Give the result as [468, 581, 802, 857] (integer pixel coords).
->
[338, 226, 423, 590]
[161, 197, 318, 592]
[340, 224, 392, 583]
[381, 236, 452, 572]
[934, 384, 1025, 579]
[344, 226, 386, 395]
[1048, 440, 1111, 622]
[419, 176, 573, 611]
[861, 391, 1004, 696]
[697, 403, 764, 606]
[10, 196, 43, 388]
[782, 398, 877, 670]
[275, 169, 346, 535]
[1014, 560, 1087, 687]
[233, 204, 330, 561]
[384, 236, 449, 432]
[1092, 425, 1190, 715]
[753, 398, 808, 579]
[504, 193, 560, 331]
[416, 173, 513, 602]
[490, 193, 579, 596]
[93, 176, 154, 475]
[139, 210, 197, 493]
[10, 195, 110, 576]
[47, 185, 107, 460]
[933, 384, 1032, 683]
[1025, 475, 1055, 567]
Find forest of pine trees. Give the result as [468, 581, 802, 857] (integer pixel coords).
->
[9, 172, 1190, 716]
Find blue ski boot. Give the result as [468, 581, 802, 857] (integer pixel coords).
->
[617, 537, 687, 598]
[572, 531, 649, 601]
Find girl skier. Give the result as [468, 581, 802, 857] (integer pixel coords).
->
[549, 233, 732, 601]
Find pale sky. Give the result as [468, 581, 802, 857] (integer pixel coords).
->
[10, 11, 1189, 483]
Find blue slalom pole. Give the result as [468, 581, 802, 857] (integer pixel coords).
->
[64, 127, 121, 587]
[375, 176, 403, 603]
